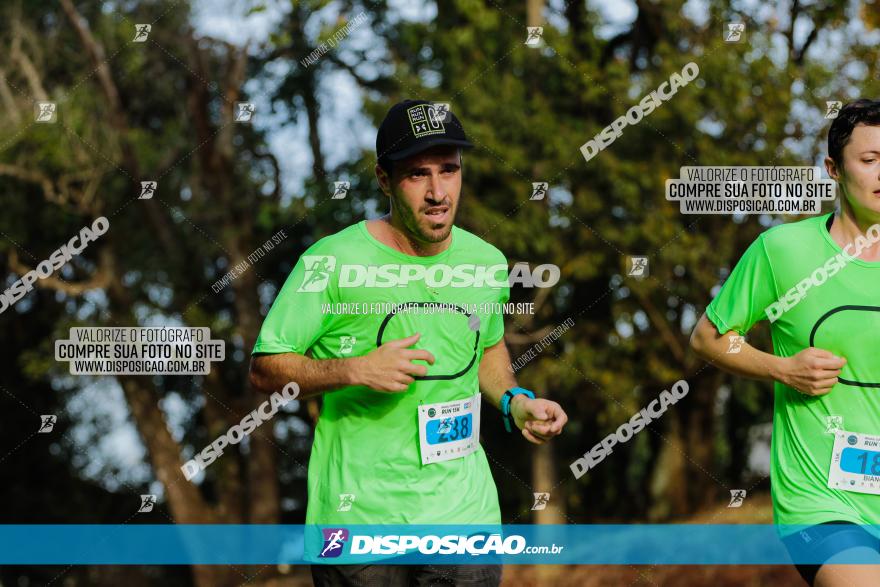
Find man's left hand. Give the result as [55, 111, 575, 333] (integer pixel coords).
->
[510, 396, 568, 444]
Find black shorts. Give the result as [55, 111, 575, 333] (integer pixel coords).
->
[781, 521, 880, 585]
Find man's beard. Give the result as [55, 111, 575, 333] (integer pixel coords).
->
[393, 192, 455, 244]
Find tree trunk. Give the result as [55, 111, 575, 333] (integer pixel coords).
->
[532, 432, 562, 583]
[526, 0, 544, 27]
[531, 443, 563, 524]
[647, 409, 687, 520]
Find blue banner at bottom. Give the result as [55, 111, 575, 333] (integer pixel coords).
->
[2, 524, 880, 565]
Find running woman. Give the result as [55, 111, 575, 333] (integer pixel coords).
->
[249, 99, 568, 587]
[690, 99, 880, 587]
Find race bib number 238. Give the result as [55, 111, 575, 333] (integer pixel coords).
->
[417, 394, 480, 465]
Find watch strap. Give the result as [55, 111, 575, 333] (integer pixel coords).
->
[501, 387, 535, 433]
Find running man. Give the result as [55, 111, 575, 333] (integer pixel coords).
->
[249, 99, 568, 587]
[690, 99, 880, 586]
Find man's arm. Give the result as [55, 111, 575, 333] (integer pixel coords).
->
[249, 352, 356, 401]
[478, 339, 568, 444]
[477, 339, 519, 409]
[689, 312, 845, 396]
[249, 332, 436, 400]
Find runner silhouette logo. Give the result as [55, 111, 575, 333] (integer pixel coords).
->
[298, 256, 336, 292]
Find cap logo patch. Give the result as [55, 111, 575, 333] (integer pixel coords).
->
[407, 104, 446, 138]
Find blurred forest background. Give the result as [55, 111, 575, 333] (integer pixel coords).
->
[1, 0, 879, 585]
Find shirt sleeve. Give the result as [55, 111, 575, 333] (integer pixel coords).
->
[482, 256, 510, 348]
[705, 233, 779, 336]
[252, 250, 335, 355]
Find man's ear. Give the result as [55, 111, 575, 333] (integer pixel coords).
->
[375, 164, 391, 196]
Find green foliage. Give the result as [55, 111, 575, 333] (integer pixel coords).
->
[1, 0, 875, 538]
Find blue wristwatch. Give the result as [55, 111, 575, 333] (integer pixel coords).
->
[501, 387, 535, 433]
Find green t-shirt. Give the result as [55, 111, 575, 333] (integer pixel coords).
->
[253, 220, 509, 526]
[707, 212, 880, 532]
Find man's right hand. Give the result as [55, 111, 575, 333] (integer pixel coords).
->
[776, 347, 847, 397]
[352, 333, 436, 392]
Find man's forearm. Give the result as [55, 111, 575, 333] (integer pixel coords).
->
[478, 340, 519, 409]
[701, 342, 784, 382]
[249, 353, 362, 400]
[690, 314, 784, 382]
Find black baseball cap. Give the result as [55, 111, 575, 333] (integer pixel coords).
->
[376, 100, 474, 167]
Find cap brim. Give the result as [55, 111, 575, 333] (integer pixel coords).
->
[386, 138, 474, 161]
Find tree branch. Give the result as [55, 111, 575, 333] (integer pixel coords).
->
[0, 163, 104, 215]
[505, 324, 556, 345]
[786, 0, 801, 61]
[59, 0, 127, 138]
[631, 287, 686, 364]
[59, 0, 190, 260]
[0, 68, 22, 124]
[8, 247, 114, 296]
[325, 52, 394, 93]
[0, 162, 56, 200]
[10, 22, 48, 101]
[255, 150, 281, 203]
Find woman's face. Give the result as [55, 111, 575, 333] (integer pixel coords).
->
[826, 123, 880, 221]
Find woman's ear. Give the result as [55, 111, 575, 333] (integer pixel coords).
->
[824, 155, 841, 182]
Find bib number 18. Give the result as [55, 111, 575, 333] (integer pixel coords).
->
[846, 448, 880, 475]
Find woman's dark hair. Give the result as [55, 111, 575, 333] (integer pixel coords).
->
[828, 99, 880, 166]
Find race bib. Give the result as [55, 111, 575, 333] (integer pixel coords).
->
[828, 430, 880, 495]
[417, 393, 480, 465]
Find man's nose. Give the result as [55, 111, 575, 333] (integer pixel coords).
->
[426, 172, 447, 200]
